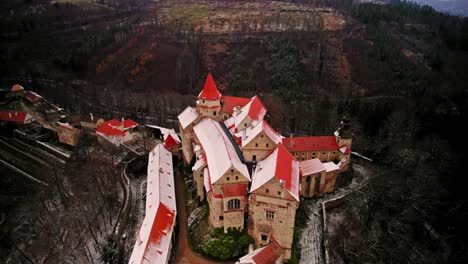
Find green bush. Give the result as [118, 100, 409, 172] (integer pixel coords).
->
[202, 228, 255, 260]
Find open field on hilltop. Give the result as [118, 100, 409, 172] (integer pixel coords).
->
[159, 1, 346, 33]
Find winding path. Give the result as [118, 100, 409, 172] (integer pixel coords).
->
[173, 170, 232, 264]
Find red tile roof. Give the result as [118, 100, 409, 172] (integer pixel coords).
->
[282, 136, 339, 152]
[252, 237, 284, 264]
[247, 96, 266, 121]
[147, 203, 176, 255]
[0, 111, 33, 124]
[164, 134, 179, 148]
[223, 183, 249, 197]
[107, 119, 121, 127]
[275, 143, 299, 198]
[221, 95, 251, 114]
[122, 119, 138, 129]
[198, 73, 222, 100]
[96, 122, 125, 137]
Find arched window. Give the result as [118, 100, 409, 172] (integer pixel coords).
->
[227, 199, 241, 210]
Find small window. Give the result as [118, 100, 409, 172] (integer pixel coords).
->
[306, 176, 311, 183]
[203, 99, 205, 103]
[235, 176, 238, 180]
[322, 152, 326, 155]
[261, 234, 268, 241]
[253, 155, 257, 161]
[244, 123, 247, 127]
[266, 211, 275, 220]
[287, 203, 291, 207]
[219, 216, 224, 220]
[266, 143, 269, 147]
[261, 134, 264, 138]
[277, 191, 281, 196]
[255, 143, 258, 147]
[266, 189, 269, 193]
[332, 152, 336, 155]
[302, 153, 305, 157]
[312, 152, 316, 156]
[213, 111, 217, 116]
[302, 158, 305, 161]
[227, 177, 230, 181]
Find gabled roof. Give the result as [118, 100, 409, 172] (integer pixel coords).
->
[192, 156, 207, 172]
[230, 96, 266, 129]
[96, 122, 126, 137]
[251, 144, 300, 201]
[193, 118, 250, 184]
[282, 136, 339, 152]
[0, 111, 34, 124]
[198, 73, 222, 100]
[129, 144, 176, 264]
[146, 125, 181, 143]
[239, 237, 284, 264]
[221, 95, 251, 114]
[107, 119, 121, 127]
[300, 158, 325, 176]
[122, 119, 138, 129]
[241, 120, 282, 148]
[178, 106, 199, 129]
[164, 134, 179, 148]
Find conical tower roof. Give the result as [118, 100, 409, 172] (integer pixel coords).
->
[198, 73, 222, 100]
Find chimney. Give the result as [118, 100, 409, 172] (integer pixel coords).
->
[279, 179, 285, 186]
[248, 244, 254, 254]
[90, 113, 94, 121]
[234, 106, 241, 116]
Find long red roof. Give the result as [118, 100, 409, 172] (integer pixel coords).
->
[145, 203, 175, 255]
[282, 136, 339, 152]
[96, 122, 125, 137]
[0, 111, 33, 124]
[223, 183, 249, 197]
[198, 73, 222, 100]
[252, 237, 284, 264]
[220, 95, 251, 114]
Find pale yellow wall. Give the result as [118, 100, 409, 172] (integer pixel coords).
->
[292, 150, 339, 162]
[236, 116, 253, 131]
[243, 132, 276, 162]
[249, 179, 298, 260]
[196, 99, 222, 120]
[208, 193, 224, 228]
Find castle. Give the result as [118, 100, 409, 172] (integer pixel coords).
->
[178, 74, 352, 261]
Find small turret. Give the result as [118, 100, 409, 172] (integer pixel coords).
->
[335, 116, 352, 148]
[196, 73, 222, 120]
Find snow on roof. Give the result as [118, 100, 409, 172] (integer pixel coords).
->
[299, 158, 325, 176]
[146, 125, 181, 143]
[241, 120, 282, 148]
[178, 106, 199, 129]
[282, 136, 339, 152]
[198, 73, 222, 100]
[322, 161, 340, 172]
[193, 118, 250, 184]
[107, 119, 121, 127]
[251, 144, 300, 201]
[192, 156, 206, 172]
[96, 121, 126, 137]
[164, 134, 179, 148]
[239, 237, 284, 264]
[234, 96, 267, 129]
[129, 144, 176, 264]
[0, 111, 34, 124]
[221, 95, 251, 114]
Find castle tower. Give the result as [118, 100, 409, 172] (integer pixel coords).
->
[196, 73, 222, 120]
[334, 116, 352, 148]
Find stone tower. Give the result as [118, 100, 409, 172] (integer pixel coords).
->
[196, 73, 222, 120]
